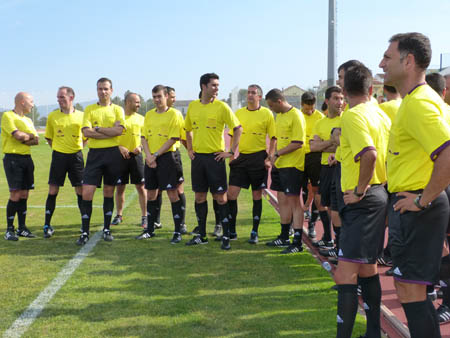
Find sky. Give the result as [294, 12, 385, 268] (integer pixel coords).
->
[1, 0, 449, 109]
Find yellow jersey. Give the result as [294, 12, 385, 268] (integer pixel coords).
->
[312, 115, 341, 165]
[1, 111, 38, 155]
[118, 113, 144, 151]
[302, 109, 325, 153]
[45, 109, 84, 153]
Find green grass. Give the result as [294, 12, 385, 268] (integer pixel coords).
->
[0, 137, 366, 337]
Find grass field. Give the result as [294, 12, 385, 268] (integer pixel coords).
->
[0, 136, 366, 337]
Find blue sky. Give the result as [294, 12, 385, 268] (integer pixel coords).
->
[0, 0, 449, 108]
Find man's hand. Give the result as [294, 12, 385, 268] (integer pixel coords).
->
[328, 153, 337, 166]
[188, 150, 195, 160]
[132, 147, 142, 155]
[119, 146, 130, 159]
[393, 192, 421, 214]
[145, 155, 157, 168]
[214, 151, 233, 161]
[343, 189, 365, 204]
[264, 158, 272, 170]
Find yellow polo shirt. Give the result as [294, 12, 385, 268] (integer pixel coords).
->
[118, 113, 144, 151]
[1, 111, 38, 155]
[302, 109, 324, 154]
[312, 115, 341, 165]
[379, 98, 402, 123]
[45, 109, 84, 153]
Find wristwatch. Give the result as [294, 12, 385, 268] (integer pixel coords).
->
[229, 150, 234, 155]
[153, 152, 159, 158]
[95, 126, 100, 132]
[353, 187, 364, 198]
[414, 194, 431, 210]
[274, 151, 279, 158]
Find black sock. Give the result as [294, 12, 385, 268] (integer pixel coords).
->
[443, 279, 450, 306]
[359, 274, 381, 338]
[45, 194, 57, 226]
[402, 300, 438, 338]
[218, 202, 230, 238]
[228, 199, 237, 234]
[426, 297, 441, 338]
[103, 197, 114, 230]
[194, 201, 207, 237]
[293, 230, 302, 246]
[333, 226, 341, 250]
[311, 204, 319, 223]
[77, 194, 83, 216]
[146, 200, 158, 233]
[252, 199, 262, 232]
[319, 210, 331, 241]
[6, 199, 18, 231]
[171, 199, 183, 233]
[336, 284, 358, 338]
[17, 198, 27, 229]
[179, 192, 186, 225]
[281, 223, 290, 240]
[81, 200, 92, 233]
[155, 193, 162, 224]
[213, 199, 221, 226]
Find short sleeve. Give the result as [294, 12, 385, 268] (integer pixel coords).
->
[2, 113, 17, 136]
[341, 111, 375, 162]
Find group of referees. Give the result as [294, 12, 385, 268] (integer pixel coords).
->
[2, 32, 450, 338]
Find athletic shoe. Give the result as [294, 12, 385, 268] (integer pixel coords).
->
[180, 224, 188, 235]
[135, 231, 155, 240]
[281, 244, 303, 254]
[76, 232, 89, 246]
[376, 253, 393, 267]
[154, 222, 162, 229]
[304, 210, 311, 220]
[103, 229, 114, 242]
[312, 239, 334, 249]
[212, 224, 222, 237]
[428, 289, 438, 301]
[385, 266, 395, 276]
[308, 222, 316, 239]
[16, 227, 36, 238]
[4, 230, 18, 241]
[437, 304, 450, 324]
[170, 232, 182, 244]
[319, 247, 338, 258]
[266, 237, 290, 247]
[221, 237, 231, 250]
[357, 285, 362, 296]
[190, 226, 200, 235]
[229, 232, 237, 241]
[111, 215, 122, 225]
[248, 231, 258, 244]
[43, 225, 54, 238]
[141, 216, 147, 228]
[185, 235, 208, 246]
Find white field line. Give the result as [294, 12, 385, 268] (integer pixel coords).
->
[3, 190, 138, 338]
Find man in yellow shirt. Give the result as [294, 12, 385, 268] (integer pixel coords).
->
[379, 85, 402, 123]
[265, 89, 306, 254]
[2, 92, 39, 240]
[300, 92, 325, 239]
[43, 87, 85, 238]
[227, 84, 276, 244]
[333, 64, 391, 338]
[136, 85, 185, 243]
[77, 77, 125, 245]
[184, 73, 242, 250]
[310, 86, 344, 250]
[110, 93, 147, 228]
[380, 32, 450, 336]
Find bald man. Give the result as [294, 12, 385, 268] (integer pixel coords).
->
[2, 92, 39, 241]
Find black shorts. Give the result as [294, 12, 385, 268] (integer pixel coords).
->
[229, 150, 268, 190]
[270, 166, 305, 195]
[338, 185, 388, 264]
[145, 151, 184, 191]
[3, 154, 35, 191]
[174, 149, 184, 182]
[83, 147, 123, 186]
[319, 165, 335, 207]
[304, 152, 321, 187]
[389, 190, 449, 285]
[48, 150, 84, 187]
[330, 162, 345, 212]
[191, 153, 227, 194]
[119, 153, 145, 185]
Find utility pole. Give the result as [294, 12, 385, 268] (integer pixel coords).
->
[327, 0, 336, 87]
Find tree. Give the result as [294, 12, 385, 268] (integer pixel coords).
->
[74, 103, 84, 111]
[111, 96, 124, 108]
[38, 116, 47, 126]
[30, 106, 40, 125]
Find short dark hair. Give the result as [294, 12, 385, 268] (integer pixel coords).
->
[124, 92, 138, 103]
[199, 73, 219, 89]
[321, 102, 328, 111]
[248, 84, 263, 96]
[165, 86, 175, 93]
[58, 86, 75, 98]
[383, 85, 397, 94]
[344, 65, 373, 97]
[325, 86, 342, 100]
[265, 89, 285, 102]
[301, 91, 316, 105]
[97, 77, 112, 88]
[338, 60, 364, 73]
[152, 85, 167, 94]
[426, 73, 446, 96]
[389, 32, 432, 70]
